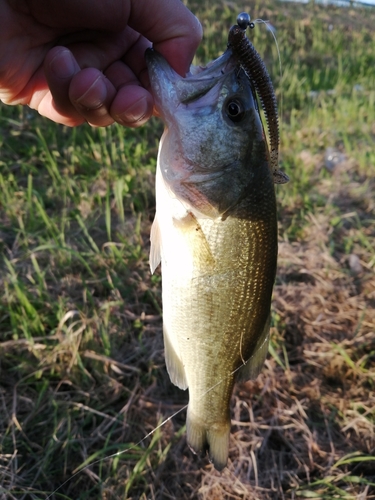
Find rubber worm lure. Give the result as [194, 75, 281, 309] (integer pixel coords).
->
[228, 13, 289, 184]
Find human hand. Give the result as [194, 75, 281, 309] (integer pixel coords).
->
[1, 0, 202, 127]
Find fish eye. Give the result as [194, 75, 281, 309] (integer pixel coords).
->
[225, 98, 245, 123]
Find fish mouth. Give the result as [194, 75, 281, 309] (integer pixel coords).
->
[145, 48, 236, 118]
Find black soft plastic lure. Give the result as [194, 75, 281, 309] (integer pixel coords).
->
[228, 13, 289, 184]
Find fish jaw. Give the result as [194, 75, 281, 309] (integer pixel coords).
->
[145, 48, 235, 123]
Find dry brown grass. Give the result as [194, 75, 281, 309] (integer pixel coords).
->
[2, 134, 374, 500]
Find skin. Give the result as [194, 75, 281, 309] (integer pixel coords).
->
[0, 0, 202, 127]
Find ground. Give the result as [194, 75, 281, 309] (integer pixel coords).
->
[0, 0, 374, 498]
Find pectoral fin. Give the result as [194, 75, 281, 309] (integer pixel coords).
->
[237, 314, 270, 382]
[173, 212, 216, 270]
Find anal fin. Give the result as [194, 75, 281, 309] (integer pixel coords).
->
[173, 212, 216, 270]
[163, 325, 188, 390]
[149, 215, 161, 274]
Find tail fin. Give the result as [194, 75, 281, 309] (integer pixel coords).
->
[186, 408, 230, 471]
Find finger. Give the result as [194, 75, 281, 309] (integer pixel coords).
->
[36, 91, 85, 126]
[105, 61, 153, 127]
[118, 30, 152, 89]
[57, 28, 142, 74]
[44, 31, 149, 126]
[110, 85, 153, 127]
[45, 47, 118, 127]
[15, 63, 85, 126]
[68, 68, 116, 127]
[44, 46, 84, 123]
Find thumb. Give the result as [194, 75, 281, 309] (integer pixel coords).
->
[128, 0, 202, 76]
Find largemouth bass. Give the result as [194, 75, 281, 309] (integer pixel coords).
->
[145, 19, 283, 470]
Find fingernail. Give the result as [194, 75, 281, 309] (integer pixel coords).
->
[116, 96, 149, 124]
[49, 50, 76, 79]
[75, 76, 106, 109]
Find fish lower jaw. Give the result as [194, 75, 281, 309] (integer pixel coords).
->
[186, 407, 231, 471]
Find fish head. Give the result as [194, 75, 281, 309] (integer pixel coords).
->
[146, 48, 272, 219]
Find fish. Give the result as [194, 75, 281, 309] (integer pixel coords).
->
[145, 25, 281, 470]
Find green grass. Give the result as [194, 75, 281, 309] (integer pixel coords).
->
[1, 0, 375, 498]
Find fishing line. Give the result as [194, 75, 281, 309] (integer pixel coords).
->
[253, 19, 283, 84]
[45, 361, 249, 499]
[253, 18, 284, 142]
